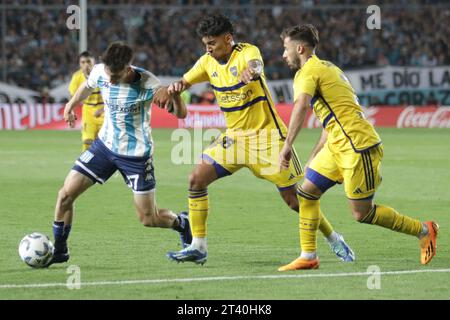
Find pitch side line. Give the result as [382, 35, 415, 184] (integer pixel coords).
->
[1, 268, 450, 289]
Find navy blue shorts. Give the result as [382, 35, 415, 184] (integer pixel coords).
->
[73, 139, 156, 194]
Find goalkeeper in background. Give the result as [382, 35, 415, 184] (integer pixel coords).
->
[69, 51, 105, 151]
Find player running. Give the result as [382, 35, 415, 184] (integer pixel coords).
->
[69, 51, 105, 151]
[278, 24, 439, 270]
[167, 14, 355, 265]
[46, 42, 191, 267]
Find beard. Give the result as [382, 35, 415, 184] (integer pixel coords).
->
[290, 55, 301, 69]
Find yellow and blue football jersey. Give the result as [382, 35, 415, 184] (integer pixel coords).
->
[69, 69, 104, 109]
[184, 43, 287, 138]
[293, 55, 381, 153]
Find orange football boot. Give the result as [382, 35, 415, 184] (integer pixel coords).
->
[278, 257, 320, 271]
[420, 221, 439, 265]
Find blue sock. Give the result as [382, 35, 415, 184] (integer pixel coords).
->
[53, 221, 70, 253]
[63, 224, 72, 243]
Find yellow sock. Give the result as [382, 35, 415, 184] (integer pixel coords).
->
[297, 188, 320, 253]
[82, 143, 90, 152]
[188, 189, 209, 238]
[361, 204, 422, 237]
[318, 210, 333, 238]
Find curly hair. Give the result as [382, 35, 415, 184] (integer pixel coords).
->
[196, 14, 234, 37]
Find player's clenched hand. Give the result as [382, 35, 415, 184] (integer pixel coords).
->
[279, 143, 292, 172]
[239, 68, 256, 84]
[64, 109, 77, 128]
[168, 80, 185, 94]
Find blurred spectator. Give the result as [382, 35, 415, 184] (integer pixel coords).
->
[2, 1, 450, 93]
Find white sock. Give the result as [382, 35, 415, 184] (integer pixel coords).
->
[419, 222, 429, 239]
[300, 251, 317, 260]
[191, 237, 207, 252]
[325, 231, 340, 243]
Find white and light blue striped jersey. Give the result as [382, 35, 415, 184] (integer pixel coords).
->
[86, 63, 160, 157]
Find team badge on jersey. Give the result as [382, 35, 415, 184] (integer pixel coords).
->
[230, 66, 238, 77]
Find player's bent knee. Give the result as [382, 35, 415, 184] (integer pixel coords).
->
[57, 187, 74, 208]
[189, 171, 208, 189]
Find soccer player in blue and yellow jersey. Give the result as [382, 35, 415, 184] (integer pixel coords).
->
[278, 24, 439, 270]
[69, 51, 105, 151]
[167, 14, 355, 265]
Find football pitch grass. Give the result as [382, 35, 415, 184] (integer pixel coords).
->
[0, 128, 449, 300]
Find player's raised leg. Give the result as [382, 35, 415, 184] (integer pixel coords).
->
[167, 160, 220, 264]
[48, 170, 94, 267]
[133, 191, 190, 246]
[278, 185, 355, 262]
[345, 146, 438, 264]
[350, 199, 439, 264]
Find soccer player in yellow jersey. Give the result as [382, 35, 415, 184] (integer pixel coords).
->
[69, 51, 105, 151]
[167, 14, 355, 265]
[278, 24, 439, 270]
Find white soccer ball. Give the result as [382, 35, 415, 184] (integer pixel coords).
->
[18, 233, 54, 268]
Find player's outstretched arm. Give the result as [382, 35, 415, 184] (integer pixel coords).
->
[304, 129, 328, 170]
[64, 81, 93, 128]
[167, 78, 191, 95]
[171, 94, 187, 119]
[279, 92, 312, 171]
[153, 86, 187, 119]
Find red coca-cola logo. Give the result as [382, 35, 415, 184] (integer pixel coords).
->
[397, 106, 450, 128]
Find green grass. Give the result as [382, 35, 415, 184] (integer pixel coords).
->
[0, 128, 449, 299]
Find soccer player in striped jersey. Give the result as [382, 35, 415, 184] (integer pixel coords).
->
[45, 42, 191, 267]
[167, 14, 354, 265]
[69, 51, 105, 152]
[278, 24, 439, 270]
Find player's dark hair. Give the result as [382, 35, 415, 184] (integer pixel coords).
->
[78, 51, 93, 61]
[280, 24, 319, 48]
[196, 14, 234, 37]
[101, 41, 133, 73]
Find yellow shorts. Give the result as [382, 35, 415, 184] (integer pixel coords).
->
[202, 133, 303, 190]
[307, 143, 383, 200]
[81, 105, 104, 143]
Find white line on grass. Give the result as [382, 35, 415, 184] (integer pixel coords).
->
[1, 268, 449, 289]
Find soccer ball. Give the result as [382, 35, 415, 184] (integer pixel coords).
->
[18, 233, 54, 268]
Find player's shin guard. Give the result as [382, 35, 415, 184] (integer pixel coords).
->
[297, 188, 321, 253]
[188, 189, 209, 238]
[360, 204, 422, 237]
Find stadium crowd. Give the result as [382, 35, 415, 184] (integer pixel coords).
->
[1, 0, 449, 94]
